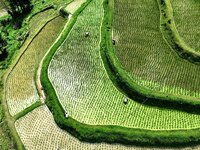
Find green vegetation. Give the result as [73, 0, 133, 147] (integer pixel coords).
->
[65, 0, 86, 14]
[17, 105, 173, 150]
[158, 0, 200, 65]
[99, 0, 200, 110]
[171, 0, 200, 51]
[0, 0, 71, 69]
[14, 101, 42, 120]
[1, 0, 200, 148]
[0, 9, 66, 150]
[48, 0, 200, 130]
[29, 8, 57, 35]
[38, 0, 200, 146]
[0, 0, 70, 149]
[0, 81, 15, 150]
[4, 0, 31, 17]
[0, 15, 29, 68]
[0, 73, 25, 149]
[6, 16, 66, 116]
[0, 4, 4, 10]
[0, 123, 15, 150]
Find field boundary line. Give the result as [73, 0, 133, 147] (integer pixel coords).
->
[4, 15, 60, 116]
[14, 101, 43, 121]
[36, 15, 72, 103]
[157, 0, 200, 64]
[38, 0, 200, 147]
[99, 0, 200, 115]
[1, 14, 60, 150]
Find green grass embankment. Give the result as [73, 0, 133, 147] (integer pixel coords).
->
[158, 0, 200, 64]
[1, 10, 63, 150]
[40, 0, 200, 146]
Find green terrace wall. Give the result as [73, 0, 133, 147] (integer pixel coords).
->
[158, 0, 200, 64]
[40, 0, 200, 146]
[100, 0, 200, 114]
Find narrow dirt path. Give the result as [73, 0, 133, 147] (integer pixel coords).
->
[36, 14, 72, 103]
[1, 15, 61, 150]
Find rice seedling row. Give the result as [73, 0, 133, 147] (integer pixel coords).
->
[171, 0, 200, 52]
[113, 0, 200, 99]
[48, 0, 200, 130]
[16, 105, 139, 150]
[16, 105, 200, 150]
[6, 16, 66, 116]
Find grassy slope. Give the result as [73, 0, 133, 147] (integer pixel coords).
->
[171, 0, 200, 51]
[113, 0, 200, 99]
[48, 0, 200, 130]
[0, 0, 69, 149]
[5, 16, 66, 116]
[39, 0, 200, 146]
[16, 105, 200, 150]
[0, 10, 61, 150]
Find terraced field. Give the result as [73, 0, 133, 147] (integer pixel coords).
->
[113, 0, 200, 99]
[6, 16, 65, 116]
[16, 106, 200, 150]
[16, 106, 139, 150]
[171, 0, 200, 52]
[2, 0, 200, 149]
[29, 9, 57, 36]
[47, 0, 200, 131]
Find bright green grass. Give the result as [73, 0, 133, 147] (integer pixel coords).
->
[15, 105, 200, 150]
[16, 105, 200, 150]
[171, 0, 200, 52]
[6, 16, 66, 116]
[16, 105, 145, 150]
[113, 0, 200, 99]
[49, 0, 200, 130]
[31, 0, 72, 10]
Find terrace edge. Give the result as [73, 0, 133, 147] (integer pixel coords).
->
[100, 0, 200, 114]
[40, 0, 200, 147]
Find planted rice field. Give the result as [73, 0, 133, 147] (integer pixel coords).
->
[113, 0, 200, 99]
[48, 0, 200, 130]
[6, 16, 65, 116]
[29, 9, 57, 36]
[171, 0, 200, 52]
[2, 0, 200, 148]
[16, 106, 139, 150]
[16, 105, 200, 150]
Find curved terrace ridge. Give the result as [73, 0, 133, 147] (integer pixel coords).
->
[102, 0, 200, 113]
[39, 0, 200, 146]
[158, 0, 200, 64]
